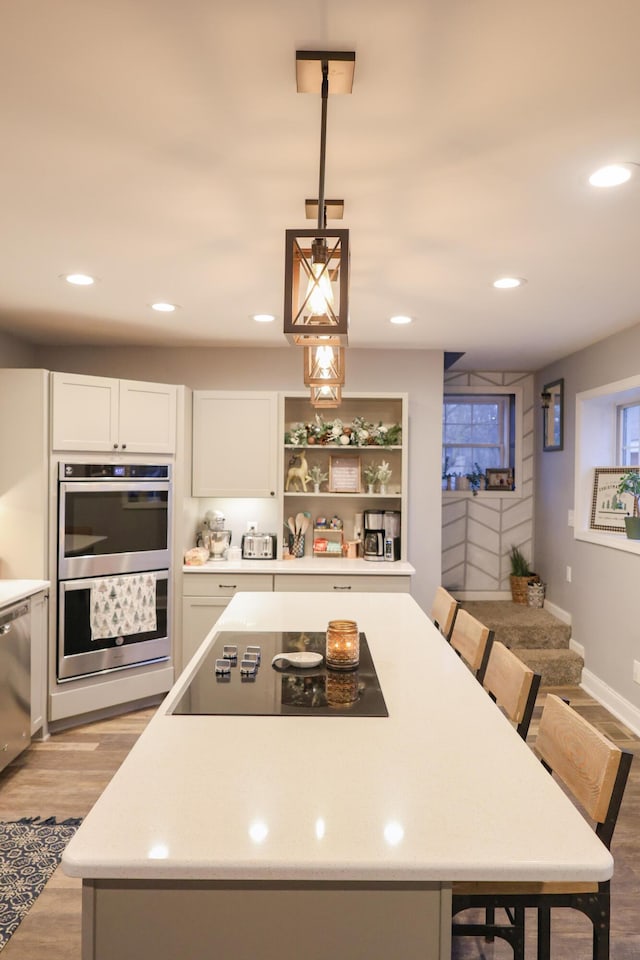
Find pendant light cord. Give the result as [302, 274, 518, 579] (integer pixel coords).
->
[317, 61, 329, 230]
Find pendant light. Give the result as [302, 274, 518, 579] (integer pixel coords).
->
[309, 384, 343, 408]
[283, 51, 355, 353]
[303, 343, 345, 388]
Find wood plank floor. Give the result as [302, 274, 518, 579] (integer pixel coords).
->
[0, 689, 638, 959]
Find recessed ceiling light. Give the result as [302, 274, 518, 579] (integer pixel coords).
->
[493, 277, 527, 289]
[253, 313, 275, 323]
[389, 315, 413, 325]
[63, 273, 95, 286]
[589, 164, 633, 188]
[151, 302, 178, 312]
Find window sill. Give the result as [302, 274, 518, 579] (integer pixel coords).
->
[575, 527, 640, 555]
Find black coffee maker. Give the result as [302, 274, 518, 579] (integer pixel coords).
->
[363, 510, 385, 561]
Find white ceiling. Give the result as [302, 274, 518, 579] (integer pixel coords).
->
[2, 0, 640, 370]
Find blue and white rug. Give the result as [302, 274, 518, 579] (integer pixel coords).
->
[0, 816, 82, 950]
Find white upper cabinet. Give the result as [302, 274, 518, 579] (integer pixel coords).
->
[52, 372, 177, 453]
[192, 391, 278, 497]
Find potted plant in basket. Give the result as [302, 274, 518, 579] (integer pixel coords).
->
[616, 470, 640, 539]
[508, 545, 539, 605]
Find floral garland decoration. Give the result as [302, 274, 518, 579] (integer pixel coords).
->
[285, 414, 402, 447]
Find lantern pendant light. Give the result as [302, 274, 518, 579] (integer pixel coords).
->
[283, 51, 355, 349]
[303, 343, 345, 387]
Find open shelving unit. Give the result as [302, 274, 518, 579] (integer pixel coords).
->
[281, 393, 408, 558]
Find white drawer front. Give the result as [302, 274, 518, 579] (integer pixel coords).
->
[183, 574, 273, 597]
[274, 575, 411, 593]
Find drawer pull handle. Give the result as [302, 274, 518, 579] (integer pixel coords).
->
[333, 585, 352, 591]
[218, 584, 237, 589]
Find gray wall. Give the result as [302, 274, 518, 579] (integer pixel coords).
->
[535, 321, 640, 713]
[33, 345, 444, 613]
[0, 329, 36, 367]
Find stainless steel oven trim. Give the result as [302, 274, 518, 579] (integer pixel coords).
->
[57, 570, 170, 682]
[58, 479, 172, 580]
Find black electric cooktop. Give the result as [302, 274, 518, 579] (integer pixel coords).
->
[171, 631, 388, 718]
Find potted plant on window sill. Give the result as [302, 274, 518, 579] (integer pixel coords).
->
[508, 544, 539, 604]
[466, 463, 486, 496]
[616, 470, 640, 539]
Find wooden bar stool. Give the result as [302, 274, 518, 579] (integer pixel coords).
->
[429, 586, 459, 641]
[482, 640, 541, 739]
[452, 694, 633, 960]
[449, 608, 493, 682]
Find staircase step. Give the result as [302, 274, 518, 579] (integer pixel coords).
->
[515, 648, 584, 687]
[460, 601, 571, 650]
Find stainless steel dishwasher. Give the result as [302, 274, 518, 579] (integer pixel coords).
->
[0, 600, 31, 772]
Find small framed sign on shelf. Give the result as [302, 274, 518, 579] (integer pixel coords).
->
[590, 466, 636, 533]
[329, 456, 362, 493]
[485, 468, 514, 491]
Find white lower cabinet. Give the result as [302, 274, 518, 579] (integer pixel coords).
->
[273, 575, 411, 593]
[182, 572, 410, 667]
[181, 597, 230, 668]
[181, 574, 273, 670]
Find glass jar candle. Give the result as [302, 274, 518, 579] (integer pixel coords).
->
[326, 620, 360, 670]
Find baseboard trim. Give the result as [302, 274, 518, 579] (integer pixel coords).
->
[453, 591, 512, 601]
[570, 638, 585, 659]
[581, 669, 640, 738]
[543, 599, 572, 625]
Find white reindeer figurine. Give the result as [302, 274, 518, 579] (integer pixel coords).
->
[285, 451, 309, 492]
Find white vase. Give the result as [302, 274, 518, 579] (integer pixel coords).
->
[367, 483, 375, 494]
[313, 483, 320, 494]
[379, 483, 387, 495]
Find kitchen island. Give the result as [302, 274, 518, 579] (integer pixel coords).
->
[63, 592, 612, 960]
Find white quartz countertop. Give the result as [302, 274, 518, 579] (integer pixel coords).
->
[63, 592, 612, 884]
[183, 558, 415, 575]
[0, 579, 49, 608]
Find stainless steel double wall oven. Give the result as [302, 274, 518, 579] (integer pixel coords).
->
[57, 463, 172, 681]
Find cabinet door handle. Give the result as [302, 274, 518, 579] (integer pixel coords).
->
[122, 443, 127, 450]
[332, 585, 352, 591]
[113, 443, 119, 449]
[218, 584, 237, 589]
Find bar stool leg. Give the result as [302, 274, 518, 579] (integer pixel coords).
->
[537, 905, 551, 960]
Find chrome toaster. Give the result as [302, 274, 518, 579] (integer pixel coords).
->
[241, 533, 277, 560]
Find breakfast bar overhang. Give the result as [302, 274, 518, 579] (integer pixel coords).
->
[63, 592, 613, 960]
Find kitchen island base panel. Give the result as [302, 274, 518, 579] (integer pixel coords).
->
[83, 879, 451, 960]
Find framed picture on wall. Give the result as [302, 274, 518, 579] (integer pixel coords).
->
[541, 378, 564, 451]
[590, 466, 637, 533]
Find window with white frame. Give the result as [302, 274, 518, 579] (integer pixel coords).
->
[442, 393, 516, 478]
[618, 401, 640, 465]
